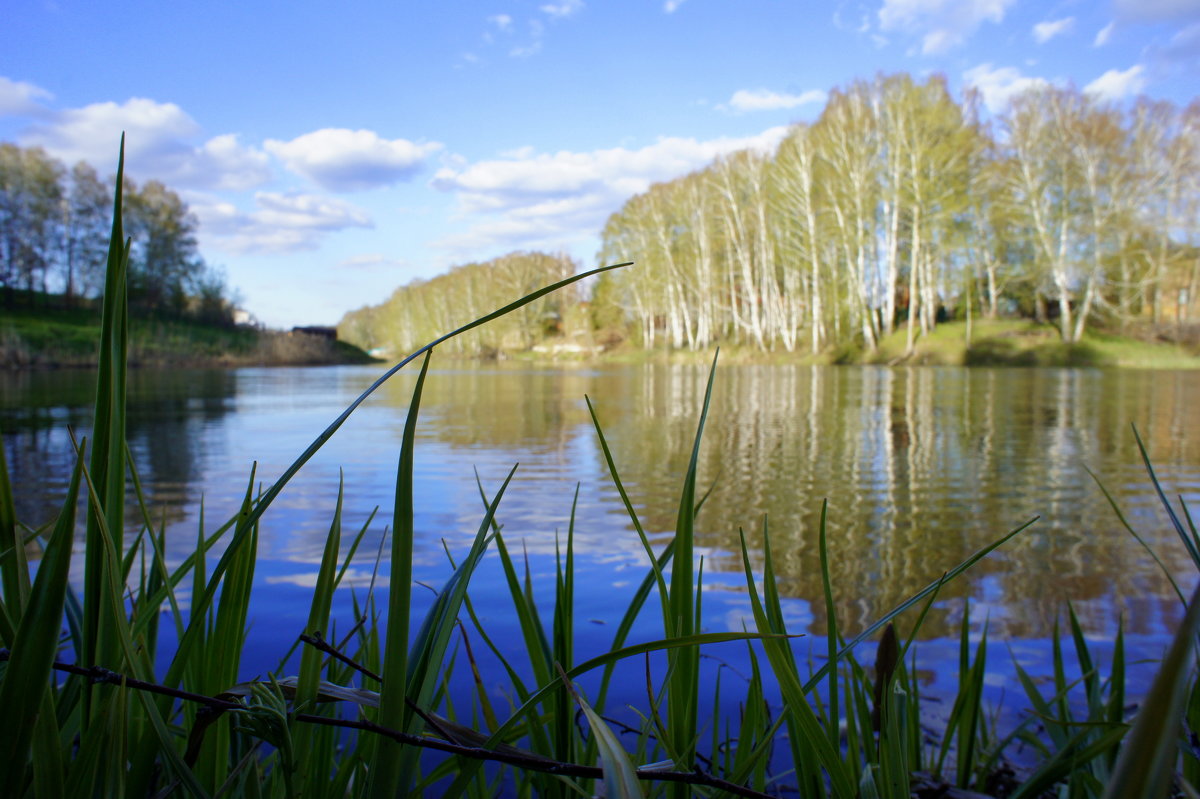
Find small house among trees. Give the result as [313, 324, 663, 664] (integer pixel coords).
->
[291, 326, 338, 340]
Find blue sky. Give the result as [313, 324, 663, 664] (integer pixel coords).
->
[2, 0, 1198, 328]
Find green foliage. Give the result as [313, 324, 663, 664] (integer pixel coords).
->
[589, 76, 1198, 355]
[0, 296, 380, 368]
[339, 250, 581, 358]
[0, 141, 231, 319]
[334, 73, 1200, 361]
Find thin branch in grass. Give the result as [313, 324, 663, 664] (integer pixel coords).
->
[294, 714, 775, 798]
[0, 650, 246, 714]
[24, 653, 771, 798]
[299, 632, 382, 683]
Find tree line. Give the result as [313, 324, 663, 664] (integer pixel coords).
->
[339, 251, 581, 356]
[593, 74, 1199, 352]
[0, 143, 233, 322]
[340, 74, 1197, 357]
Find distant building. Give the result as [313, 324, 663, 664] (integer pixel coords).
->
[232, 308, 261, 327]
[292, 326, 338, 340]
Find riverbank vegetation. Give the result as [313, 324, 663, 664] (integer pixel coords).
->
[1, 290, 375, 369]
[3, 146, 1200, 798]
[1, 143, 236, 322]
[337, 251, 584, 359]
[340, 74, 1199, 364]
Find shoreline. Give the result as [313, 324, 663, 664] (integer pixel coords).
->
[493, 319, 1200, 370]
[1, 328, 379, 371]
[7, 313, 1198, 372]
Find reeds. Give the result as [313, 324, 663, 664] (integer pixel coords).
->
[1, 143, 1198, 798]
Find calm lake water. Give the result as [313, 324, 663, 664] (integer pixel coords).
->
[3, 362, 1199, 721]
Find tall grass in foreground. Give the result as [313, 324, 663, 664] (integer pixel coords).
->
[1, 143, 1198, 798]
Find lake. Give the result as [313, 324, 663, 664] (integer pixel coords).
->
[3, 361, 1199, 726]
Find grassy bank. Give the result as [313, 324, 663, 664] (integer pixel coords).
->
[555, 319, 1200, 369]
[863, 319, 1200, 368]
[0, 302, 378, 369]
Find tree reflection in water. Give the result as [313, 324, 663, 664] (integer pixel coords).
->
[2, 363, 1197, 644]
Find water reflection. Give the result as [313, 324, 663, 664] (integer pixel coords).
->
[2, 363, 1197, 644]
[0, 368, 237, 528]
[580, 365, 1200, 639]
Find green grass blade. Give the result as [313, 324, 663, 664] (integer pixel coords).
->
[0, 440, 83, 796]
[0, 421, 30, 621]
[739, 527, 849, 798]
[481, 631, 787, 749]
[1101, 579, 1200, 799]
[585, 395, 670, 617]
[554, 487, 579, 764]
[1108, 619, 1126, 732]
[803, 516, 1036, 693]
[292, 472, 347, 797]
[956, 620, 987, 788]
[71, 434, 212, 798]
[407, 465, 513, 700]
[1011, 725, 1129, 799]
[1131, 424, 1199, 569]
[369, 350, 430, 799]
[1086, 465, 1186, 605]
[560, 668, 644, 799]
[816, 499, 840, 755]
[297, 472, 346, 706]
[665, 350, 717, 785]
[382, 463, 517, 794]
[82, 137, 130, 719]
[595, 540, 676, 713]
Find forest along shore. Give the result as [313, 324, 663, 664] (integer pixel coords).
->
[1, 299, 377, 369]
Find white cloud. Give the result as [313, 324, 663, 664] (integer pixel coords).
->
[266, 568, 384, 589]
[879, 0, 1017, 54]
[664, 0, 688, 12]
[1094, 22, 1115, 46]
[540, 0, 584, 18]
[1033, 17, 1074, 44]
[724, 88, 828, 113]
[430, 128, 788, 255]
[20, 96, 271, 190]
[964, 63, 1049, 114]
[27, 97, 198, 161]
[189, 137, 271, 191]
[488, 14, 513, 30]
[264, 128, 442, 192]
[194, 191, 372, 254]
[0, 76, 53, 115]
[1113, 0, 1200, 23]
[1084, 65, 1147, 100]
